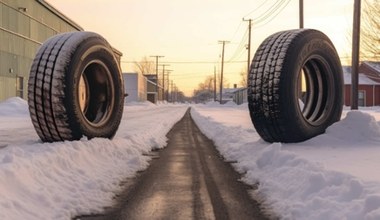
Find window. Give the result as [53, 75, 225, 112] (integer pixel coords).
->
[358, 90, 365, 106]
[16, 76, 23, 98]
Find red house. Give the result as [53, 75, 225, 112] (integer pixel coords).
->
[344, 62, 380, 107]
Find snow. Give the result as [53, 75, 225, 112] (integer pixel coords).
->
[0, 98, 187, 220]
[191, 103, 380, 220]
[2, 97, 380, 220]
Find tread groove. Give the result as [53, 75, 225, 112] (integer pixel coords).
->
[30, 45, 49, 141]
[248, 29, 343, 143]
[40, 37, 64, 142]
[47, 34, 73, 141]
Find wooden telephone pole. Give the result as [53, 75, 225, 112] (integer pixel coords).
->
[150, 55, 164, 100]
[299, 0, 304, 28]
[218, 40, 229, 103]
[351, 0, 361, 110]
[243, 18, 252, 77]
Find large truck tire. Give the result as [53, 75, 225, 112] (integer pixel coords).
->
[28, 32, 124, 142]
[248, 29, 343, 143]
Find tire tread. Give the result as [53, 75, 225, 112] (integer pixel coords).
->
[248, 29, 342, 143]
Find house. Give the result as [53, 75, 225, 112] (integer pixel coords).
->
[144, 74, 163, 103]
[232, 87, 247, 105]
[123, 72, 147, 103]
[359, 61, 380, 83]
[343, 62, 380, 106]
[220, 84, 247, 105]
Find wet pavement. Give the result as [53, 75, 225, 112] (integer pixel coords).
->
[76, 109, 269, 220]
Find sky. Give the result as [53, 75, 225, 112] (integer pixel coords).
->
[2, 97, 380, 219]
[46, 0, 354, 96]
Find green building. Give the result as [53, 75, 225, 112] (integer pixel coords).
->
[0, 0, 83, 101]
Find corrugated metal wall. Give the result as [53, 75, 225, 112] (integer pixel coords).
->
[0, 0, 81, 101]
[0, 76, 16, 99]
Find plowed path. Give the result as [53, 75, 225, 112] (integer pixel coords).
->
[77, 109, 269, 220]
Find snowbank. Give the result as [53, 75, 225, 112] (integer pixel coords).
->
[0, 97, 29, 116]
[0, 97, 188, 220]
[191, 104, 380, 220]
[3, 95, 380, 219]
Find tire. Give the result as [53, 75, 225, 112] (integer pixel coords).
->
[248, 29, 343, 143]
[28, 32, 124, 142]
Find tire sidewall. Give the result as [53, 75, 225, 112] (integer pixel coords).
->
[280, 32, 343, 140]
[65, 37, 124, 139]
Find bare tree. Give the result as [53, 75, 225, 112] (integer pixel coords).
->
[239, 68, 247, 87]
[361, 0, 380, 61]
[198, 75, 214, 91]
[134, 56, 155, 75]
[193, 75, 215, 103]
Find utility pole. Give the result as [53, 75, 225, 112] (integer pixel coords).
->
[165, 69, 172, 102]
[214, 66, 217, 101]
[351, 0, 361, 110]
[166, 72, 170, 102]
[174, 86, 177, 103]
[160, 64, 170, 101]
[299, 0, 304, 28]
[170, 80, 174, 102]
[243, 18, 252, 76]
[150, 55, 164, 101]
[218, 40, 229, 103]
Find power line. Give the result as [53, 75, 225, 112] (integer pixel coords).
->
[121, 60, 245, 64]
[229, 21, 244, 43]
[253, 0, 288, 25]
[226, 0, 291, 64]
[170, 72, 240, 79]
[227, 27, 249, 62]
[243, 0, 269, 18]
[244, 0, 291, 30]
[161, 61, 219, 64]
[253, 0, 292, 29]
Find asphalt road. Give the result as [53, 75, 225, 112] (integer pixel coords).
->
[77, 109, 269, 220]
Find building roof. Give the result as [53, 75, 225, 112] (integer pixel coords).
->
[363, 61, 380, 73]
[342, 66, 352, 74]
[37, 0, 83, 31]
[223, 87, 247, 94]
[146, 79, 163, 89]
[144, 74, 157, 80]
[343, 72, 380, 85]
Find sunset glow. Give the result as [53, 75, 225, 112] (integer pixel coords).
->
[46, 0, 354, 96]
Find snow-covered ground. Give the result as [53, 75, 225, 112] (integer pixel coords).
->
[0, 97, 187, 220]
[191, 102, 380, 220]
[2, 97, 380, 220]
